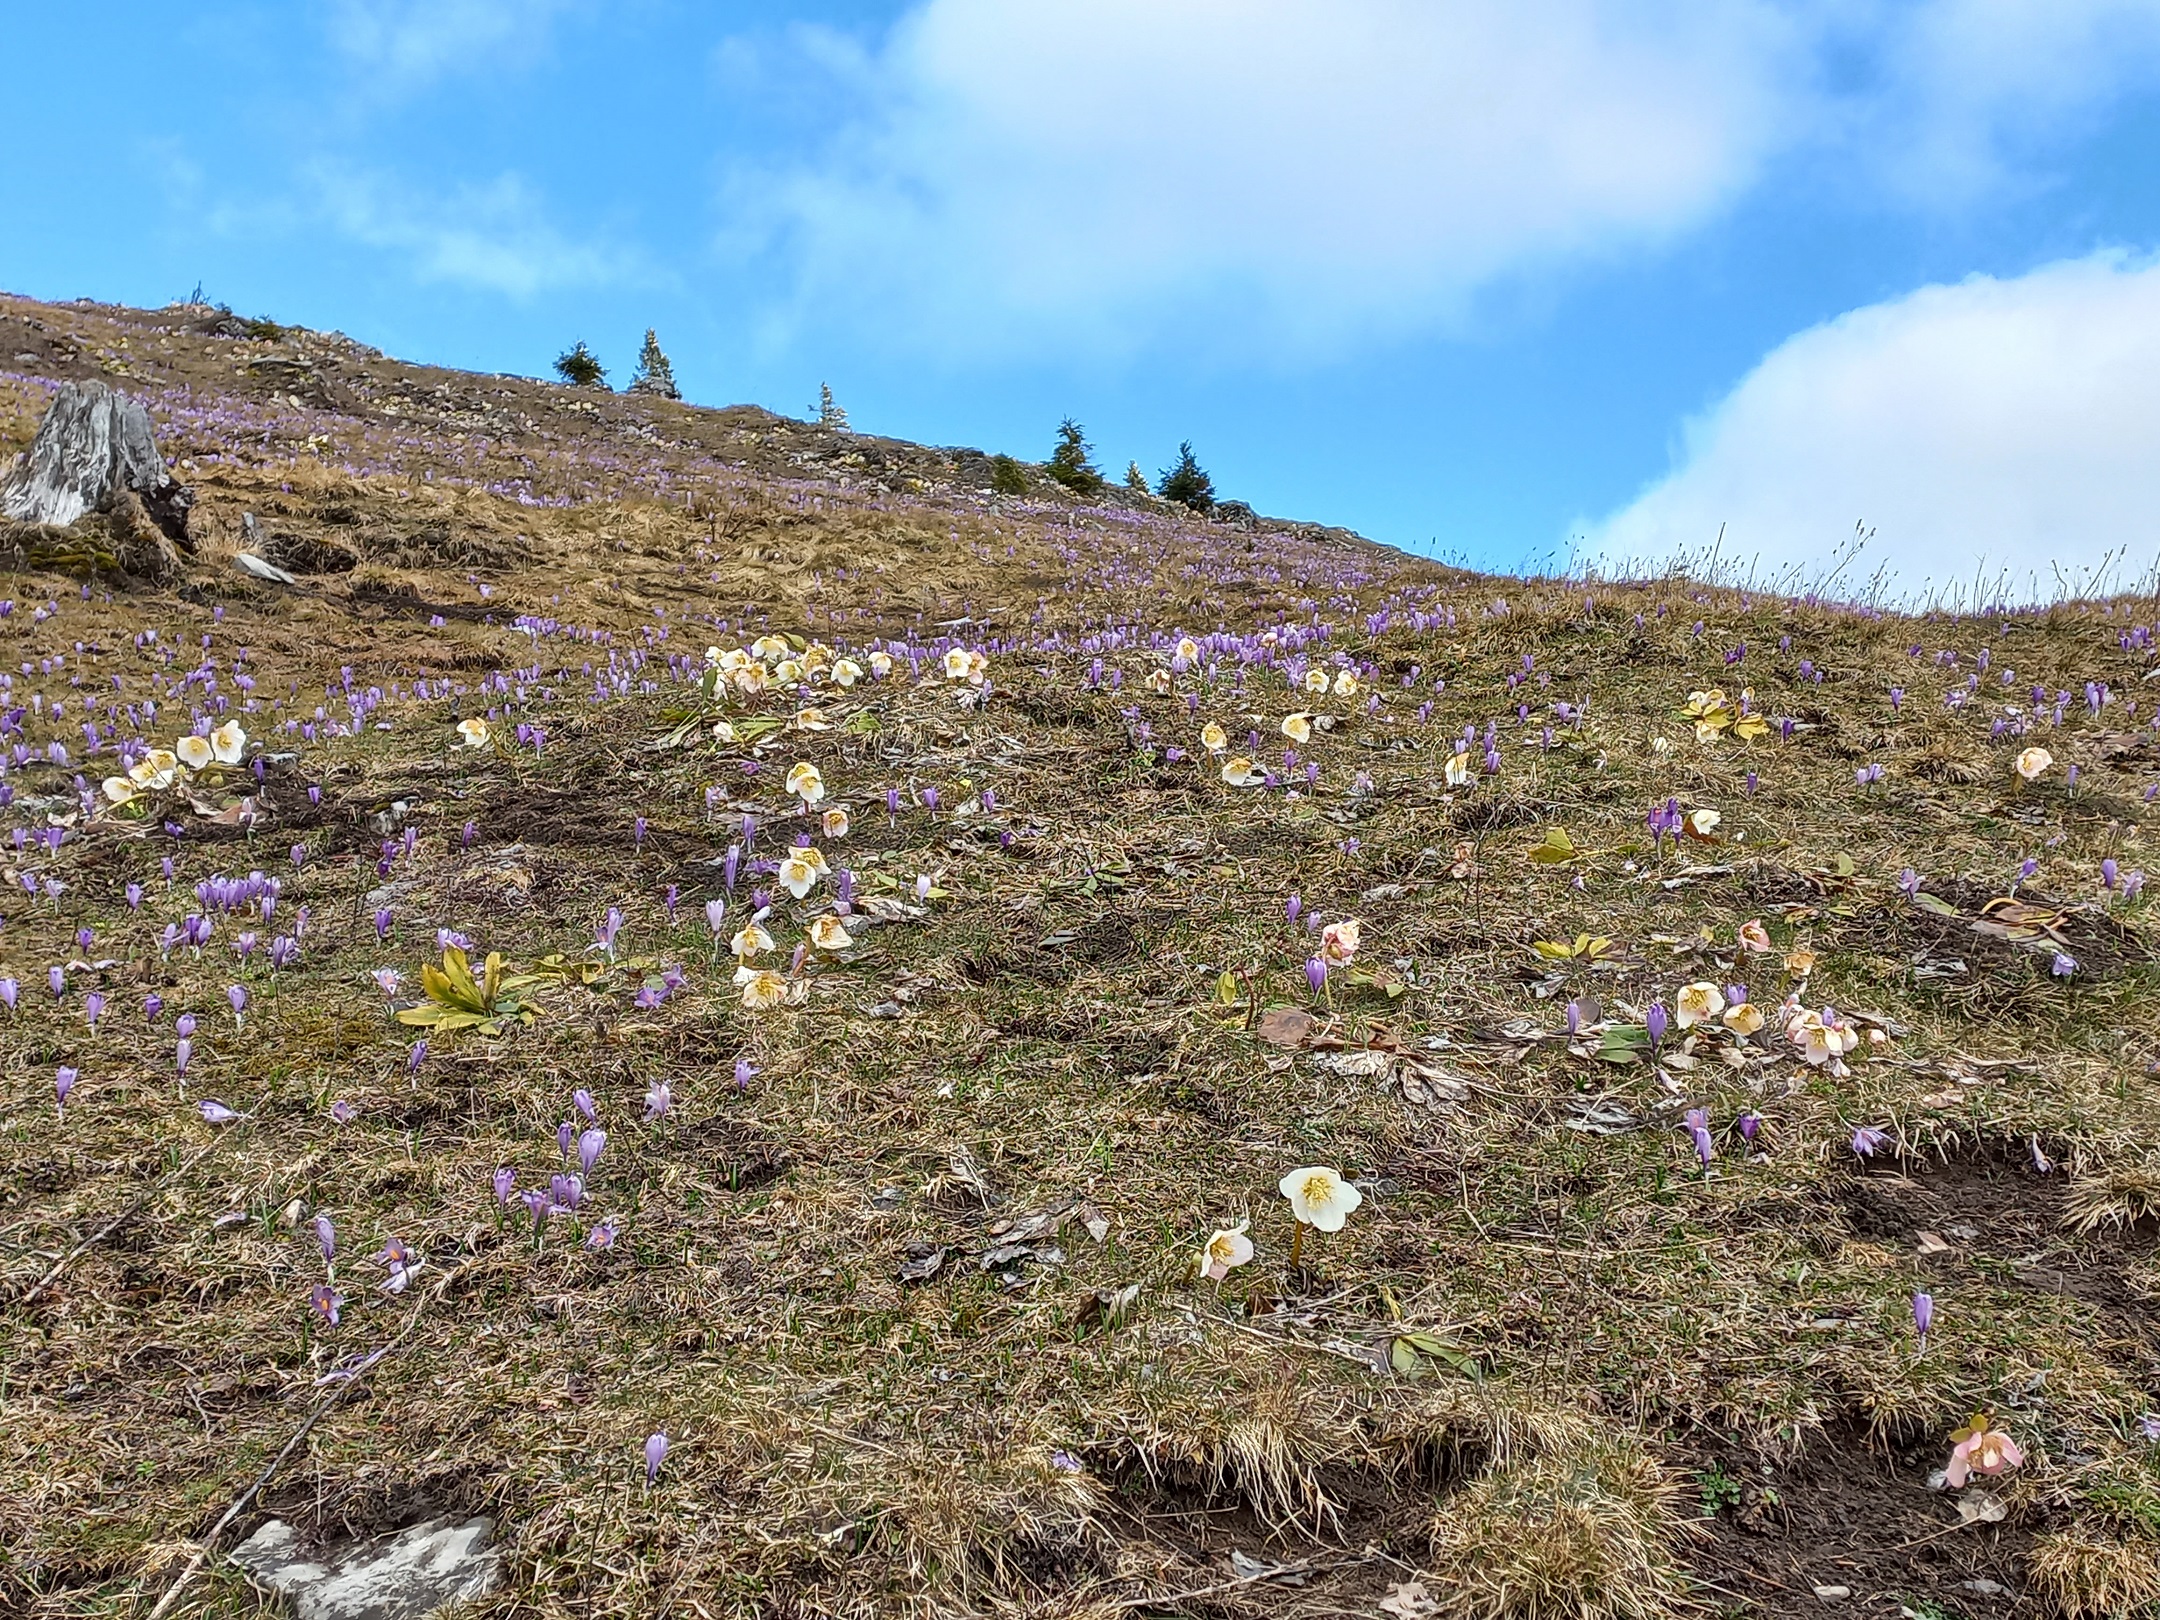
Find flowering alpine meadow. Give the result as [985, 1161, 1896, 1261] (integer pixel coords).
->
[1, 291, 2158, 1619]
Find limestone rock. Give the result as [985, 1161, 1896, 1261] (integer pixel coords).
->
[0, 380, 194, 546]
[230, 1515, 502, 1620]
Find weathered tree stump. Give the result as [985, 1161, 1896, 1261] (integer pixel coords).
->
[1, 381, 195, 575]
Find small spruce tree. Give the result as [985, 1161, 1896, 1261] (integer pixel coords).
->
[1045, 418, 1103, 492]
[1125, 460, 1149, 493]
[627, 329, 680, 399]
[554, 341, 607, 387]
[1157, 441, 1215, 511]
[817, 383, 850, 431]
[989, 454, 1028, 495]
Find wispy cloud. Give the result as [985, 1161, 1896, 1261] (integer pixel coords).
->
[308, 165, 645, 299]
[326, 0, 580, 89]
[1582, 252, 2160, 601]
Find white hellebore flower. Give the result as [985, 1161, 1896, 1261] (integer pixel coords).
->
[1279, 1166, 1363, 1232]
[1220, 756, 1265, 788]
[1674, 980, 1726, 1029]
[1197, 1222, 1253, 1281]
[1199, 721, 1228, 753]
[1319, 918, 1360, 967]
[456, 717, 490, 748]
[731, 923, 775, 960]
[1444, 751, 1472, 788]
[1280, 712, 1313, 744]
[942, 648, 973, 681]
[868, 651, 895, 678]
[102, 776, 138, 804]
[808, 915, 854, 952]
[176, 734, 214, 770]
[2014, 746, 2053, 782]
[129, 748, 181, 788]
[1302, 667, 1330, 694]
[1175, 637, 1201, 663]
[210, 720, 247, 765]
[777, 853, 821, 900]
[739, 970, 787, 1010]
[786, 762, 826, 806]
[1331, 669, 1359, 698]
[751, 635, 791, 663]
[1145, 668, 1173, 695]
[831, 658, 863, 688]
[822, 807, 851, 838]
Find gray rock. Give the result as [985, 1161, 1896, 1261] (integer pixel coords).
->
[234, 551, 300, 586]
[231, 1516, 502, 1620]
[1, 380, 193, 542]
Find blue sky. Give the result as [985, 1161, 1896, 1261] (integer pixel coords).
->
[5, 1, 2160, 596]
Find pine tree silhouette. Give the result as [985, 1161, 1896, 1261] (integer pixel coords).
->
[627, 330, 679, 400]
[1046, 419, 1103, 492]
[554, 341, 607, 388]
[817, 383, 850, 431]
[1157, 442, 1215, 511]
[1125, 460, 1149, 493]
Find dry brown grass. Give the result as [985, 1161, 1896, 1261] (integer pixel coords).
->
[2, 293, 2158, 1620]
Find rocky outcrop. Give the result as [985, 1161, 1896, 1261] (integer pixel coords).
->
[230, 1515, 503, 1620]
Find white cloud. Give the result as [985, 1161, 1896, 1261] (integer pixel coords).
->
[310, 166, 642, 299]
[735, 0, 1805, 359]
[1837, 0, 2160, 200]
[1582, 254, 2160, 601]
[728, 0, 2160, 364]
[327, 0, 578, 87]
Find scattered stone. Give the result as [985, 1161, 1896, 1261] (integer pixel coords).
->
[235, 551, 300, 586]
[1810, 1585, 1852, 1602]
[230, 1515, 502, 1620]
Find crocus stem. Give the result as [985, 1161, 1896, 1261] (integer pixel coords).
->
[1289, 1221, 1306, 1273]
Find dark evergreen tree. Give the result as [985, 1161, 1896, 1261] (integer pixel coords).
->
[989, 454, 1028, 495]
[1125, 460, 1149, 493]
[1157, 441, 1215, 511]
[1045, 418, 1103, 492]
[554, 340, 606, 388]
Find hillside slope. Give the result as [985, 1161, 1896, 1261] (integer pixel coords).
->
[1, 293, 2157, 1620]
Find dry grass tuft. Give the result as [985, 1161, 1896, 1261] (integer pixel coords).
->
[1427, 1427, 1687, 1620]
[2029, 1523, 2160, 1619]
[2065, 1162, 2160, 1234]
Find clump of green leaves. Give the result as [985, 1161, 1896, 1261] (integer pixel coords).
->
[989, 454, 1028, 495]
[554, 341, 607, 388]
[397, 946, 543, 1035]
[1046, 419, 1103, 493]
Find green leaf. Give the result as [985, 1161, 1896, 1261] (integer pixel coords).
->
[1912, 891, 1959, 918]
[1216, 970, 1240, 1007]
[1529, 828, 1577, 864]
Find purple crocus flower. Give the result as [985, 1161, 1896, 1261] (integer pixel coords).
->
[375, 907, 393, 940]
[493, 1167, 517, 1204]
[1645, 1002, 1669, 1048]
[2051, 952, 2076, 978]
[520, 1188, 551, 1232]
[1305, 956, 1327, 993]
[1286, 895, 1303, 925]
[573, 1088, 597, 1122]
[175, 1038, 193, 1076]
[1897, 868, 1922, 897]
[315, 1214, 336, 1265]
[177, 1013, 197, 1038]
[227, 984, 248, 1022]
[56, 1066, 77, 1112]
[557, 1120, 575, 1159]
[1913, 1291, 1934, 1341]
[577, 1127, 606, 1176]
[407, 1039, 427, 1074]
[644, 1431, 669, 1485]
[642, 1079, 673, 1121]
[1684, 1107, 1714, 1167]
[0, 977, 16, 1011]
[1737, 1112, 1761, 1144]
[329, 1099, 358, 1124]
[1850, 1124, 1889, 1157]
[586, 1220, 617, 1251]
[49, 965, 65, 998]
[309, 1284, 345, 1327]
[734, 1057, 755, 1091]
[199, 1099, 239, 1124]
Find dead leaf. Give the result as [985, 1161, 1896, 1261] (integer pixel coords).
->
[1255, 1006, 1315, 1048]
[894, 1244, 947, 1284]
[1379, 1578, 1441, 1618]
[1956, 1491, 2007, 1526]
[1916, 1230, 1952, 1254]
[1315, 1048, 1395, 1078]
